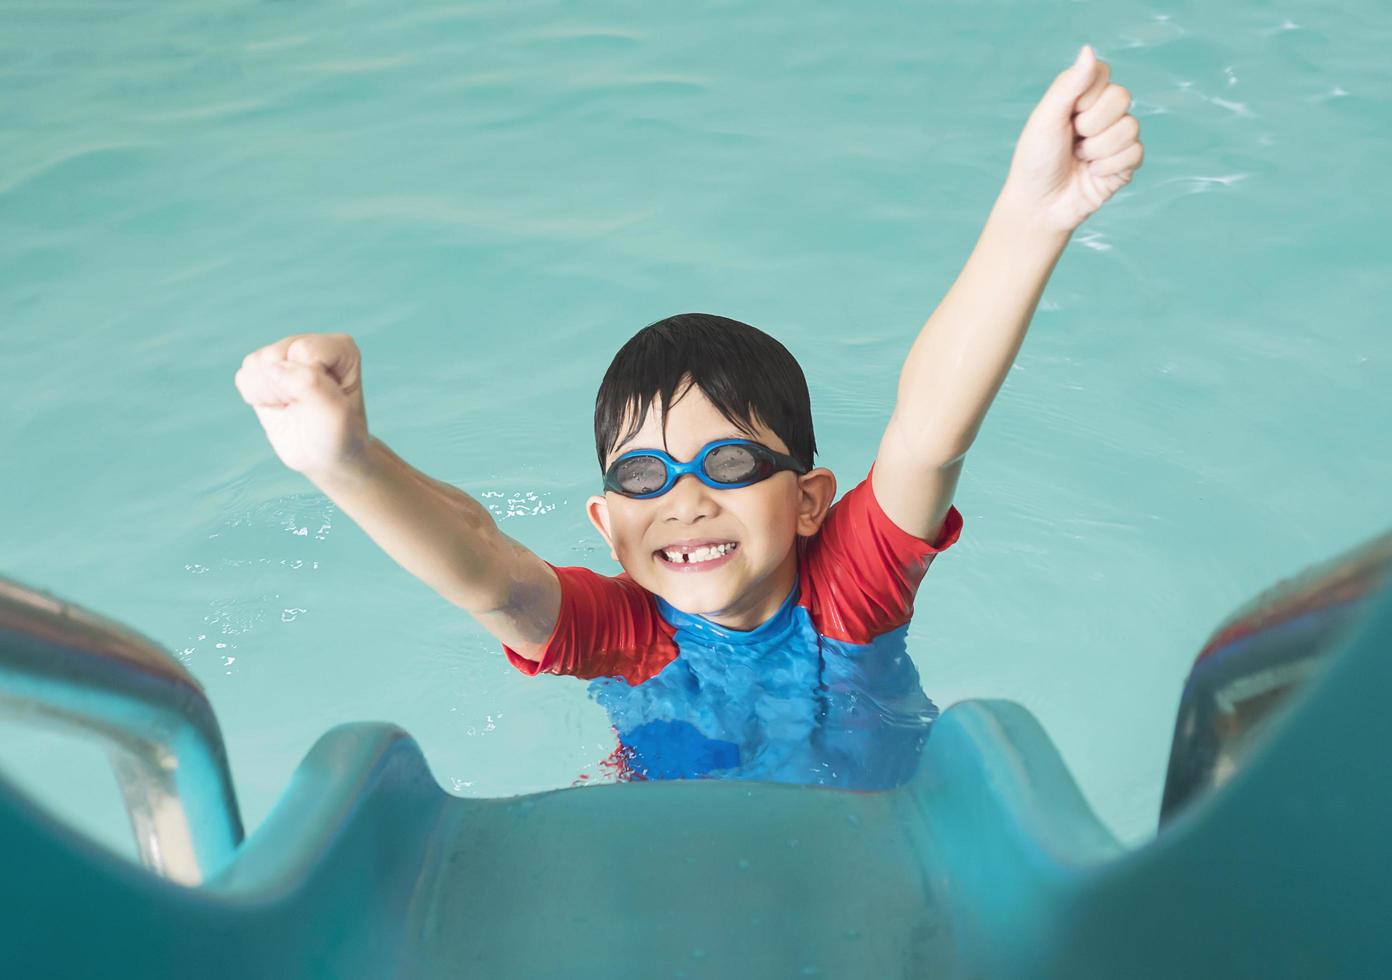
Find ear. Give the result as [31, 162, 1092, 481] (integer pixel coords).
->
[795, 467, 837, 537]
[585, 494, 619, 561]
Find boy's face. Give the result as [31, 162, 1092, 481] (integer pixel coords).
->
[587, 380, 836, 631]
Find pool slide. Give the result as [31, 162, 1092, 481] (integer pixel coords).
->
[1, 530, 1389, 979]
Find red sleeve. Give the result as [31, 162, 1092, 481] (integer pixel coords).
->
[502, 564, 678, 685]
[796, 464, 963, 644]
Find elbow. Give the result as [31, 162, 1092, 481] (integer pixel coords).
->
[884, 415, 974, 470]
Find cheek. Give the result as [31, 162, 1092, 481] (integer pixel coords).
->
[735, 486, 799, 547]
[607, 507, 651, 554]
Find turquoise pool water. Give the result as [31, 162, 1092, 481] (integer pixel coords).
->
[1, 0, 1388, 856]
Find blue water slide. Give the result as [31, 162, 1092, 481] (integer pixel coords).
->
[2, 530, 1389, 979]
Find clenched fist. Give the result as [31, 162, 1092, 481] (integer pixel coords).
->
[1004, 44, 1145, 234]
[234, 333, 369, 478]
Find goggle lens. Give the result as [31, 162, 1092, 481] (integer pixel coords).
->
[604, 439, 805, 498]
[613, 455, 668, 496]
[703, 443, 761, 483]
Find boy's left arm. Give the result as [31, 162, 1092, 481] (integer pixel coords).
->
[874, 45, 1145, 540]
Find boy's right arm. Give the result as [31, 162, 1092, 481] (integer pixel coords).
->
[233, 333, 558, 661]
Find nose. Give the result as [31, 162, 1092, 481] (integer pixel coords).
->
[659, 472, 718, 523]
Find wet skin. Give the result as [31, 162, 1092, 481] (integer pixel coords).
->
[585, 380, 838, 631]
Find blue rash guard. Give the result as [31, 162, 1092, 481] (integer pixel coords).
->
[503, 466, 964, 790]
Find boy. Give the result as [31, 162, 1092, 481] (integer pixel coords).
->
[235, 46, 1142, 787]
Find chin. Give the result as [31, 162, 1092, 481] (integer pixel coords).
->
[658, 581, 736, 617]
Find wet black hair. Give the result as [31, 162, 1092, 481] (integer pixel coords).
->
[594, 313, 817, 472]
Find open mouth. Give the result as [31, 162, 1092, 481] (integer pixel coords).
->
[654, 541, 739, 572]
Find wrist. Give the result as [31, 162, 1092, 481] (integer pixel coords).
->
[992, 183, 1076, 246]
[305, 434, 382, 492]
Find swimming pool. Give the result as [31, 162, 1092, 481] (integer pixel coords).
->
[2, 0, 1388, 857]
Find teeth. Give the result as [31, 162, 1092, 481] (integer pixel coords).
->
[662, 543, 735, 564]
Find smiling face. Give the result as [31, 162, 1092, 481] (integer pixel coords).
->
[587, 378, 837, 631]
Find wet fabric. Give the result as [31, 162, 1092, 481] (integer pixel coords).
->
[589, 591, 944, 789]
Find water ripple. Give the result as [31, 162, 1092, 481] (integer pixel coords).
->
[326, 195, 655, 238]
[298, 53, 417, 75]
[143, 99, 269, 123]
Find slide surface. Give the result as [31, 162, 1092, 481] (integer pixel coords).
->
[3, 582, 1390, 979]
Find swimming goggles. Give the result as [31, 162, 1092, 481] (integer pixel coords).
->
[603, 438, 809, 499]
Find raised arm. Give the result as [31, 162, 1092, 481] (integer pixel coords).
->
[234, 333, 559, 660]
[874, 45, 1144, 540]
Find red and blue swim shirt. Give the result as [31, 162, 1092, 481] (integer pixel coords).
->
[502, 466, 963, 788]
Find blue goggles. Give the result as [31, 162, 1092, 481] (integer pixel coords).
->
[603, 438, 809, 500]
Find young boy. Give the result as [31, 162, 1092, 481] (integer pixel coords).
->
[235, 46, 1141, 788]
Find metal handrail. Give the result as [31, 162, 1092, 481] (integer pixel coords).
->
[0, 575, 243, 885]
[1159, 529, 1392, 822]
